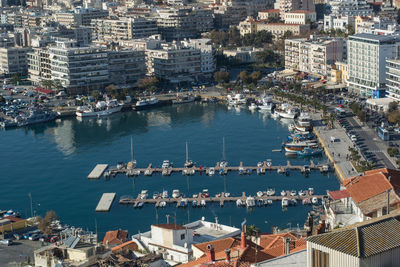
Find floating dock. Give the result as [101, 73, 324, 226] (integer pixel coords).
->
[96, 193, 116, 212]
[88, 164, 109, 179]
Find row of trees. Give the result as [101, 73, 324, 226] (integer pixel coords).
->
[348, 147, 375, 172]
[387, 101, 400, 125]
[210, 28, 273, 48]
[349, 102, 366, 122]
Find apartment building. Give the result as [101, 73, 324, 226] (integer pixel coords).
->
[91, 17, 158, 41]
[0, 46, 32, 76]
[257, 9, 280, 20]
[56, 8, 108, 26]
[49, 40, 109, 93]
[386, 59, 400, 101]
[108, 49, 146, 86]
[213, 5, 248, 29]
[323, 15, 355, 32]
[239, 18, 310, 38]
[146, 41, 201, 83]
[155, 7, 213, 41]
[285, 37, 345, 77]
[284, 10, 316, 24]
[182, 38, 215, 76]
[27, 47, 51, 85]
[348, 33, 398, 98]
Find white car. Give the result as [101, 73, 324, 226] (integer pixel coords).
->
[351, 135, 357, 141]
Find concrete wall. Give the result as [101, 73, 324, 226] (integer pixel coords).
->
[307, 241, 359, 267]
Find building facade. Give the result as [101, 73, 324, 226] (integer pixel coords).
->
[386, 59, 400, 101]
[0, 46, 32, 76]
[284, 10, 316, 24]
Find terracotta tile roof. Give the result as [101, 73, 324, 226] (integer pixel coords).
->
[112, 240, 138, 253]
[193, 237, 238, 254]
[365, 168, 400, 191]
[343, 172, 393, 203]
[103, 229, 128, 246]
[153, 224, 187, 230]
[259, 233, 297, 249]
[288, 10, 315, 13]
[259, 9, 280, 13]
[329, 189, 350, 200]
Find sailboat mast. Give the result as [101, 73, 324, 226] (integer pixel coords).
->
[222, 137, 226, 161]
[131, 136, 134, 162]
[186, 141, 189, 162]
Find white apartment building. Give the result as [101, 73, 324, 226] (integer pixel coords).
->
[27, 47, 51, 85]
[49, 40, 109, 93]
[182, 38, 215, 75]
[284, 10, 316, 24]
[285, 36, 345, 77]
[146, 41, 201, 83]
[108, 49, 146, 86]
[91, 17, 158, 41]
[323, 15, 355, 32]
[55, 8, 108, 26]
[348, 33, 398, 98]
[386, 59, 400, 101]
[0, 46, 32, 76]
[239, 18, 310, 38]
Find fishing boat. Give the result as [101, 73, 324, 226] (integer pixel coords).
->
[287, 133, 315, 142]
[308, 188, 314, 195]
[282, 197, 289, 207]
[162, 160, 172, 169]
[200, 199, 206, 207]
[257, 191, 264, 197]
[135, 97, 159, 110]
[257, 199, 264, 207]
[266, 188, 275, 196]
[248, 103, 259, 111]
[297, 112, 312, 127]
[239, 167, 244, 175]
[281, 190, 287, 196]
[246, 196, 255, 207]
[290, 190, 296, 196]
[298, 190, 306, 197]
[172, 190, 181, 198]
[180, 199, 188, 207]
[272, 111, 280, 119]
[192, 200, 197, 207]
[228, 94, 247, 105]
[184, 141, 194, 168]
[312, 197, 318, 204]
[302, 198, 311, 205]
[201, 189, 209, 198]
[76, 99, 122, 117]
[267, 199, 273, 205]
[144, 169, 151, 176]
[173, 94, 195, 104]
[297, 147, 323, 157]
[283, 140, 318, 153]
[153, 192, 160, 199]
[208, 167, 215, 176]
[159, 201, 166, 208]
[258, 96, 273, 111]
[236, 199, 243, 207]
[162, 190, 168, 198]
[278, 106, 296, 119]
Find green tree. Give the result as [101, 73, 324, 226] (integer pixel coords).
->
[138, 76, 159, 91]
[389, 101, 398, 113]
[357, 110, 366, 122]
[91, 90, 100, 100]
[237, 70, 251, 84]
[388, 111, 400, 124]
[41, 80, 54, 90]
[214, 70, 230, 84]
[246, 225, 260, 236]
[53, 80, 63, 92]
[250, 71, 262, 84]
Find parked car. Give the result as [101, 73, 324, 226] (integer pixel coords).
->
[0, 239, 13, 246]
[29, 234, 40, 241]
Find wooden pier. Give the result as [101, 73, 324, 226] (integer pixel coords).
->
[96, 193, 116, 212]
[91, 160, 331, 179]
[119, 191, 327, 208]
[88, 164, 109, 179]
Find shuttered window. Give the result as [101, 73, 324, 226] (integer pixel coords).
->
[312, 248, 329, 267]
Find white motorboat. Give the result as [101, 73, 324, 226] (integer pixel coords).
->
[135, 97, 159, 110]
[153, 192, 159, 199]
[224, 192, 230, 197]
[267, 199, 273, 205]
[281, 190, 287, 196]
[76, 99, 122, 117]
[298, 190, 306, 197]
[173, 94, 195, 104]
[184, 142, 194, 168]
[257, 191, 264, 197]
[282, 197, 289, 207]
[259, 96, 273, 111]
[140, 190, 148, 199]
[208, 167, 215, 176]
[249, 103, 258, 111]
[266, 188, 275, 196]
[228, 94, 247, 105]
[290, 190, 296, 196]
[162, 160, 172, 169]
[236, 199, 243, 207]
[308, 188, 314, 195]
[144, 169, 151, 176]
[200, 199, 206, 207]
[180, 199, 188, 207]
[172, 189, 181, 198]
[137, 202, 144, 208]
[312, 197, 318, 204]
[162, 190, 168, 198]
[297, 112, 312, 127]
[159, 201, 166, 208]
[246, 196, 256, 207]
[290, 198, 297, 206]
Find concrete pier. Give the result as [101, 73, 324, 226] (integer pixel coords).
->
[88, 164, 108, 179]
[96, 193, 116, 212]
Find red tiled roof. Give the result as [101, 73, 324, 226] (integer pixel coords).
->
[329, 190, 351, 200]
[344, 172, 393, 203]
[288, 10, 315, 13]
[193, 237, 238, 254]
[259, 9, 280, 13]
[111, 240, 138, 253]
[103, 229, 128, 246]
[153, 224, 187, 230]
[35, 87, 53, 94]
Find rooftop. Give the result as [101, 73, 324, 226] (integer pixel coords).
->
[329, 189, 351, 200]
[349, 33, 396, 43]
[153, 223, 187, 230]
[287, 10, 315, 14]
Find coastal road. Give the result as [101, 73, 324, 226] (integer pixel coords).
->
[346, 116, 396, 169]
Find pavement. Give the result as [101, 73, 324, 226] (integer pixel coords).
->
[0, 240, 43, 266]
[311, 113, 360, 182]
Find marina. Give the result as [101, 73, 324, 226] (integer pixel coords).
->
[93, 160, 331, 178]
[88, 164, 109, 179]
[95, 193, 116, 212]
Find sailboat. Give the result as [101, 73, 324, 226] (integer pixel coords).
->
[219, 137, 228, 168]
[184, 141, 194, 168]
[127, 136, 136, 169]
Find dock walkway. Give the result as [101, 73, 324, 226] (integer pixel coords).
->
[96, 193, 116, 212]
[88, 164, 108, 179]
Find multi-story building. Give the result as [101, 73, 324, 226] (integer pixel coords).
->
[239, 18, 310, 38]
[49, 40, 109, 93]
[348, 33, 398, 98]
[182, 38, 215, 77]
[0, 46, 32, 76]
[323, 15, 355, 32]
[386, 59, 400, 101]
[257, 9, 280, 20]
[285, 37, 345, 77]
[56, 8, 108, 26]
[27, 47, 51, 85]
[91, 17, 158, 41]
[213, 5, 248, 29]
[155, 7, 213, 41]
[284, 10, 316, 24]
[108, 49, 146, 86]
[146, 41, 201, 83]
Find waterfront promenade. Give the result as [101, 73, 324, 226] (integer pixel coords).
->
[312, 113, 360, 182]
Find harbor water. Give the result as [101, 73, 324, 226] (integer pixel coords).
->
[0, 103, 339, 237]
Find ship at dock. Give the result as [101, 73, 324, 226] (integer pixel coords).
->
[76, 99, 122, 117]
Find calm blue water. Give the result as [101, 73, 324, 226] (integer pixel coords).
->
[0, 103, 339, 237]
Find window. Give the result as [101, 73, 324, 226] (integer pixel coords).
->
[180, 234, 185, 240]
[312, 249, 329, 267]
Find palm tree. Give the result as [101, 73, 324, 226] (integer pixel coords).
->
[41, 80, 54, 90]
[328, 113, 336, 128]
[246, 225, 260, 237]
[321, 105, 327, 117]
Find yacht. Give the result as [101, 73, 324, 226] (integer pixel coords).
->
[258, 96, 273, 111]
[248, 103, 258, 111]
[201, 189, 209, 198]
[290, 190, 296, 196]
[180, 199, 188, 207]
[281, 190, 287, 196]
[312, 197, 318, 204]
[246, 196, 256, 207]
[192, 200, 198, 207]
[172, 190, 181, 198]
[76, 99, 122, 117]
[297, 112, 312, 127]
[200, 199, 206, 207]
[282, 197, 289, 208]
[227, 94, 246, 105]
[162, 190, 168, 198]
[290, 198, 297, 206]
[266, 188, 275, 196]
[257, 199, 264, 207]
[159, 201, 166, 208]
[208, 167, 215, 176]
[162, 160, 172, 169]
[135, 97, 159, 110]
[173, 94, 195, 104]
[236, 199, 243, 207]
[257, 191, 264, 197]
[140, 190, 148, 199]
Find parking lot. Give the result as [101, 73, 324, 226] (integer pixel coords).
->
[0, 239, 43, 266]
